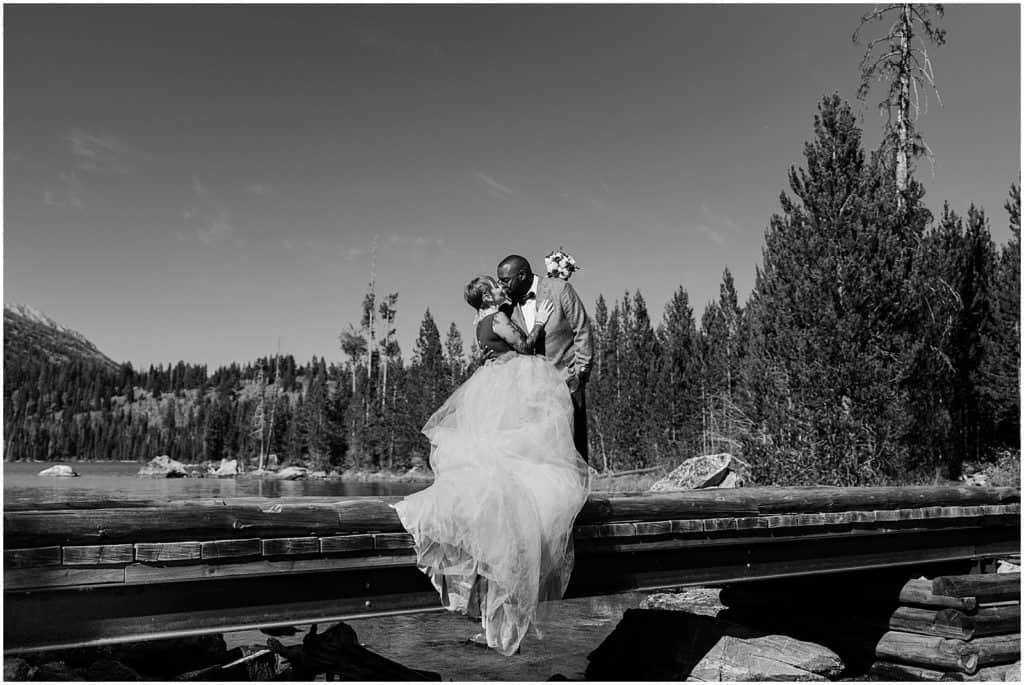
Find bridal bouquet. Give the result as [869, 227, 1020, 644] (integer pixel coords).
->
[544, 248, 581, 281]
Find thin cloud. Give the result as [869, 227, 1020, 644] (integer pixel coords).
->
[68, 129, 138, 175]
[695, 223, 727, 245]
[196, 212, 236, 245]
[475, 172, 516, 200]
[193, 176, 207, 198]
[244, 183, 274, 196]
[700, 202, 738, 231]
[43, 171, 85, 209]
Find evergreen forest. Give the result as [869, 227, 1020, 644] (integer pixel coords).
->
[4, 95, 1019, 486]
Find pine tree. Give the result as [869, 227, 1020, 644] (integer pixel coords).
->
[855, 3, 946, 203]
[747, 94, 926, 484]
[657, 286, 702, 457]
[443, 322, 465, 391]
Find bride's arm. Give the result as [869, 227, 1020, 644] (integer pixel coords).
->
[492, 301, 553, 354]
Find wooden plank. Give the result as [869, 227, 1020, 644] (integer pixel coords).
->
[201, 539, 261, 560]
[574, 523, 636, 538]
[261, 537, 320, 557]
[321, 535, 375, 554]
[702, 517, 738, 532]
[671, 519, 705, 533]
[134, 542, 202, 562]
[374, 533, 415, 550]
[875, 509, 900, 522]
[933, 573, 1021, 603]
[634, 521, 673, 536]
[122, 554, 418, 584]
[5, 567, 125, 590]
[62, 544, 135, 566]
[735, 517, 770, 530]
[4, 547, 61, 568]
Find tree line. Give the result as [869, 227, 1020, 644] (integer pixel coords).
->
[4, 95, 1019, 484]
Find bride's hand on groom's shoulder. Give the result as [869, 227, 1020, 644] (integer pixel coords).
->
[535, 300, 554, 326]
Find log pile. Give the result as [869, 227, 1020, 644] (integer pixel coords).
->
[869, 572, 1020, 681]
[716, 569, 1020, 681]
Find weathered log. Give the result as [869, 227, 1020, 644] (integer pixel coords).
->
[890, 605, 1021, 640]
[973, 634, 1021, 667]
[940, 660, 1021, 681]
[933, 573, 1021, 603]
[870, 659, 947, 680]
[6, 487, 1018, 546]
[875, 630, 979, 674]
[901, 578, 979, 611]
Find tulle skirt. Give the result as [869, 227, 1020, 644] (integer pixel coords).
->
[393, 354, 590, 656]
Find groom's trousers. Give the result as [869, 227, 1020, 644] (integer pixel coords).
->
[570, 381, 588, 463]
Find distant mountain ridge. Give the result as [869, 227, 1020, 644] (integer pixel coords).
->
[4, 304, 119, 370]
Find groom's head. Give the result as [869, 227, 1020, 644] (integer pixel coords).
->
[497, 255, 533, 302]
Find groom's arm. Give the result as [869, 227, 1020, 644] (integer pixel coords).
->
[560, 281, 593, 382]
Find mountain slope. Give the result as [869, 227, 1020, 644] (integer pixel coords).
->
[4, 304, 119, 371]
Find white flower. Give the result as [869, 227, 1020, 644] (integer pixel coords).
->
[544, 248, 581, 280]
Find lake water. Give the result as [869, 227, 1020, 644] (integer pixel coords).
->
[3, 461, 648, 679]
[2, 461, 425, 506]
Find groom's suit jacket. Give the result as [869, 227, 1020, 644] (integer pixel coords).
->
[511, 275, 594, 382]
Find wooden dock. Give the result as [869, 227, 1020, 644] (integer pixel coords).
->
[4, 486, 1020, 654]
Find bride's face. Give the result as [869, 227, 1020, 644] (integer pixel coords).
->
[490, 283, 508, 306]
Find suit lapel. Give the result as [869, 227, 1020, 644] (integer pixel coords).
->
[511, 301, 527, 331]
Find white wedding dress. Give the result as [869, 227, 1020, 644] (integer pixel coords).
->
[393, 336, 589, 656]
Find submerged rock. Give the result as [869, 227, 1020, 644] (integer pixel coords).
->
[274, 466, 308, 480]
[137, 455, 188, 478]
[37, 464, 79, 477]
[649, 453, 749, 491]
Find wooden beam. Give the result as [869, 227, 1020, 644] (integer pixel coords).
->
[5, 567, 125, 591]
[62, 544, 134, 566]
[134, 542, 202, 562]
[901, 578, 979, 612]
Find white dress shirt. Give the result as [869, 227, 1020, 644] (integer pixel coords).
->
[520, 275, 540, 330]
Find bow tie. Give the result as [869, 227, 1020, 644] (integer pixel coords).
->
[518, 292, 536, 305]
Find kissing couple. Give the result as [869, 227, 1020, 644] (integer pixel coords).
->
[394, 252, 594, 656]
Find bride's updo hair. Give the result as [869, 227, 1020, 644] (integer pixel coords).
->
[465, 275, 499, 311]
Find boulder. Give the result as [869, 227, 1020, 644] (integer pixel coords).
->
[137, 455, 188, 478]
[83, 658, 143, 681]
[649, 453, 749, 492]
[586, 608, 844, 681]
[210, 459, 238, 478]
[274, 466, 308, 480]
[37, 464, 78, 477]
[308, 470, 328, 479]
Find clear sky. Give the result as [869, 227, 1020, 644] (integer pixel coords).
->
[4, 4, 1020, 369]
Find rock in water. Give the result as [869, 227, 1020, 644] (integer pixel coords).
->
[138, 455, 188, 478]
[37, 464, 78, 477]
[210, 458, 238, 477]
[274, 466, 308, 480]
[649, 453, 749, 491]
[586, 608, 844, 681]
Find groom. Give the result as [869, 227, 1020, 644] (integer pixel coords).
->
[497, 254, 594, 463]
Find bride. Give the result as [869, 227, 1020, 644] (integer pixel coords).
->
[393, 275, 590, 656]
